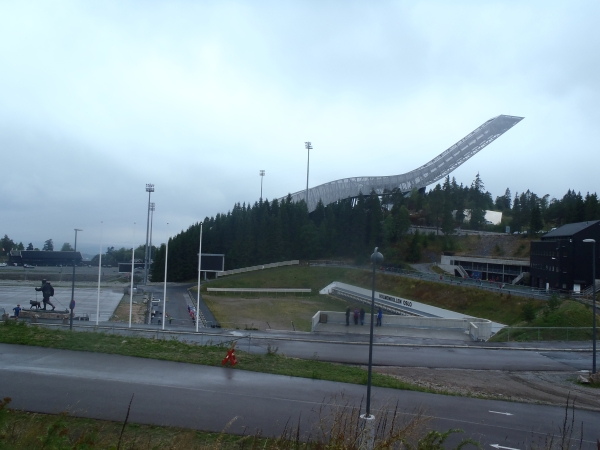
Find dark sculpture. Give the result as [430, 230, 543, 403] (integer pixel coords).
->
[35, 279, 55, 311]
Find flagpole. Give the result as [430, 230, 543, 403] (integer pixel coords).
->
[96, 221, 103, 325]
[163, 223, 169, 331]
[196, 222, 203, 332]
[129, 223, 135, 328]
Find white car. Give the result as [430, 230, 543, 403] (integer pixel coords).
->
[0, 263, 7, 267]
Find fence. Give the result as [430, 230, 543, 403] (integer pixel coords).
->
[216, 260, 299, 277]
[492, 327, 595, 342]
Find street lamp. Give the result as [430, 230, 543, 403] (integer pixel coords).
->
[583, 238, 597, 374]
[163, 223, 169, 332]
[144, 183, 155, 285]
[70, 228, 82, 330]
[305, 142, 312, 210]
[361, 247, 383, 450]
[259, 170, 265, 202]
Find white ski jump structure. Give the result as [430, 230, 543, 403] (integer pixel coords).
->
[282, 115, 524, 213]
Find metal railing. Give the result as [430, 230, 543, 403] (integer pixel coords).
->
[216, 260, 299, 277]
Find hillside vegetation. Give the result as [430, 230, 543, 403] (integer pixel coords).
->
[205, 265, 541, 325]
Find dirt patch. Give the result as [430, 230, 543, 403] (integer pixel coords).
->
[109, 294, 146, 324]
[373, 367, 600, 410]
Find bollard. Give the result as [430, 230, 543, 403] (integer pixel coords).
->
[359, 414, 375, 450]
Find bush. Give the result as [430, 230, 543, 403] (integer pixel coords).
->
[522, 302, 536, 322]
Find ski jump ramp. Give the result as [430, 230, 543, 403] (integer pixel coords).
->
[282, 115, 523, 213]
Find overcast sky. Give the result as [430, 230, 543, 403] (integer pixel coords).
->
[1, 1, 599, 255]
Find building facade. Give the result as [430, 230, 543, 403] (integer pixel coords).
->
[9, 250, 83, 266]
[529, 220, 600, 292]
[439, 254, 529, 284]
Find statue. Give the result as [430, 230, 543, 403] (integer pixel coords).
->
[35, 279, 56, 311]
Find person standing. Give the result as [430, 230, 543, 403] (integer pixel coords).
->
[376, 307, 383, 326]
[345, 306, 350, 326]
[353, 308, 359, 325]
[359, 307, 365, 325]
[12, 304, 21, 319]
[35, 279, 55, 311]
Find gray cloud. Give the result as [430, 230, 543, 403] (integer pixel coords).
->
[1, 1, 599, 254]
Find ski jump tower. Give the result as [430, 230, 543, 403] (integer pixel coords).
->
[282, 114, 523, 213]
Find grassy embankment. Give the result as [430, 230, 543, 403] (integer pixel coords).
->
[490, 299, 598, 342]
[201, 265, 541, 331]
[0, 320, 437, 394]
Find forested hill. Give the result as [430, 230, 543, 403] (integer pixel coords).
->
[150, 175, 600, 282]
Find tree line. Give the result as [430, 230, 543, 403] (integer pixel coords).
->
[149, 174, 600, 282]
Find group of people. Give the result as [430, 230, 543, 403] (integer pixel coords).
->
[345, 306, 383, 326]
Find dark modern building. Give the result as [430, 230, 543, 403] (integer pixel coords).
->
[8, 250, 83, 266]
[530, 220, 600, 292]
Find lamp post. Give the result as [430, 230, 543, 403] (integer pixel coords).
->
[304, 142, 312, 210]
[144, 183, 154, 285]
[259, 170, 265, 201]
[70, 228, 82, 330]
[583, 239, 597, 374]
[360, 247, 383, 450]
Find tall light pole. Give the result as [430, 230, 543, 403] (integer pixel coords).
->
[144, 183, 154, 285]
[361, 246, 383, 450]
[70, 228, 82, 330]
[149, 202, 155, 279]
[583, 238, 597, 374]
[259, 170, 265, 202]
[196, 222, 203, 332]
[305, 142, 312, 210]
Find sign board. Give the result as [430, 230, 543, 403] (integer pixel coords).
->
[200, 253, 225, 273]
[118, 262, 145, 273]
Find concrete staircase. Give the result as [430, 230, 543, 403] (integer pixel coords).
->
[455, 265, 469, 278]
[582, 279, 600, 296]
[512, 273, 525, 285]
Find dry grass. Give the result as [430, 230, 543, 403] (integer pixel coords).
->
[110, 294, 146, 324]
[203, 294, 363, 332]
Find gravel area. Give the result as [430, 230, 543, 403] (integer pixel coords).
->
[374, 366, 600, 410]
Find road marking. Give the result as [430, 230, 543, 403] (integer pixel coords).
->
[490, 445, 520, 450]
[489, 411, 513, 416]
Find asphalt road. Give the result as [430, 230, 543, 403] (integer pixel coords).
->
[1, 344, 598, 448]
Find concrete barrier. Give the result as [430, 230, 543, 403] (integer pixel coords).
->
[311, 310, 493, 341]
[207, 288, 311, 294]
[216, 260, 300, 277]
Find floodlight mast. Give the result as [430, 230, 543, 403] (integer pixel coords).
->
[305, 142, 312, 209]
[144, 183, 154, 285]
[260, 170, 265, 201]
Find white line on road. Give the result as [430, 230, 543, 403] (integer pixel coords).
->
[489, 411, 513, 416]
